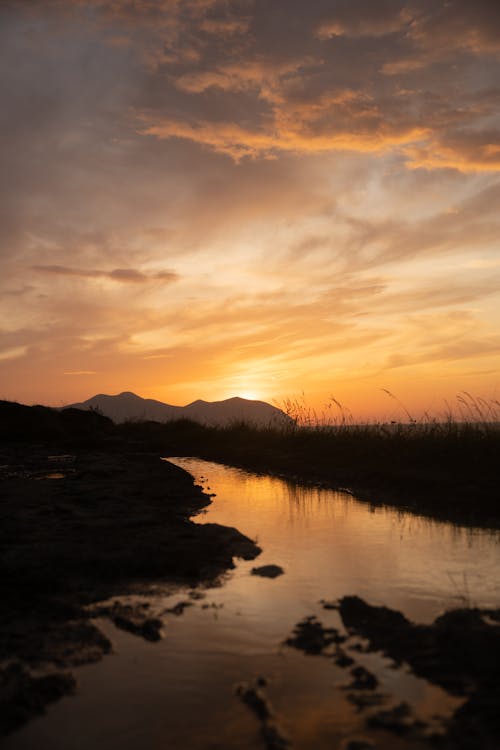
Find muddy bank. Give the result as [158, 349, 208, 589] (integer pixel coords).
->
[285, 596, 500, 749]
[0, 449, 260, 734]
[339, 596, 500, 749]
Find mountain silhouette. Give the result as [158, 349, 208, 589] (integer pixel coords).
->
[65, 391, 291, 427]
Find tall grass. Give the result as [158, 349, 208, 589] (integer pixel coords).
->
[275, 391, 500, 438]
[119, 391, 499, 527]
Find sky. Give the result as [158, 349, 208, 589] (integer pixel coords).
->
[1, 0, 500, 420]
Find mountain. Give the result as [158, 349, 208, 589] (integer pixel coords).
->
[65, 391, 291, 427]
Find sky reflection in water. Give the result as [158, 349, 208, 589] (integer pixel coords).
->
[5, 458, 500, 750]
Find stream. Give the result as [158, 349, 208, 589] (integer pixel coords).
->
[6, 457, 500, 750]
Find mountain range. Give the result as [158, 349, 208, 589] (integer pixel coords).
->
[65, 391, 291, 427]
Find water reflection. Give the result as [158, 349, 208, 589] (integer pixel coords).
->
[4, 457, 500, 750]
[178, 458, 500, 622]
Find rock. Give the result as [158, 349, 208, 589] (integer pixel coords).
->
[334, 648, 354, 668]
[339, 596, 411, 658]
[163, 601, 192, 616]
[347, 665, 379, 691]
[320, 599, 338, 610]
[236, 678, 290, 750]
[236, 682, 272, 721]
[251, 565, 284, 578]
[285, 616, 344, 654]
[346, 692, 386, 711]
[0, 662, 76, 735]
[261, 720, 291, 749]
[94, 602, 163, 642]
[340, 738, 376, 750]
[366, 702, 417, 734]
[286, 596, 500, 748]
[188, 590, 206, 600]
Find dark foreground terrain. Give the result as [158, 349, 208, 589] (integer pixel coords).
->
[287, 596, 500, 750]
[3, 398, 499, 529]
[0, 402, 260, 734]
[1, 399, 499, 744]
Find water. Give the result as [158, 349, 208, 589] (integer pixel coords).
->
[6, 458, 500, 750]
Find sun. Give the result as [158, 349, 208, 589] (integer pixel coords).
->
[239, 390, 260, 401]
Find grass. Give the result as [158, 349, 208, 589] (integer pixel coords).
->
[1, 394, 498, 529]
[117, 393, 500, 529]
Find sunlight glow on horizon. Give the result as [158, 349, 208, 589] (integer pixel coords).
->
[0, 1, 499, 418]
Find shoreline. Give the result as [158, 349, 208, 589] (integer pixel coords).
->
[0, 448, 260, 735]
[2, 446, 499, 748]
[165, 448, 500, 532]
[113, 414, 500, 532]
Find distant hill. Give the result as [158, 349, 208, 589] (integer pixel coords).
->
[65, 391, 291, 427]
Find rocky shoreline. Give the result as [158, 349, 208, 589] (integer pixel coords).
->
[0, 448, 260, 735]
[285, 596, 500, 749]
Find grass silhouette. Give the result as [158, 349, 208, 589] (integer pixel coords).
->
[116, 392, 499, 529]
[1, 393, 498, 528]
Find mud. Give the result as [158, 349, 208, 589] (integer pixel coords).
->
[236, 677, 291, 750]
[285, 596, 500, 749]
[339, 596, 500, 748]
[0, 448, 260, 735]
[251, 564, 285, 578]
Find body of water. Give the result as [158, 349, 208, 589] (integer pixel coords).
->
[6, 458, 500, 750]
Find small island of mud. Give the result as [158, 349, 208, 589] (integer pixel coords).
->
[0, 407, 260, 735]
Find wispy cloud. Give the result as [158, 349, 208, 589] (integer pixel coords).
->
[1, 0, 499, 413]
[0, 346, 28, 362]
[32, 266, 179, 283]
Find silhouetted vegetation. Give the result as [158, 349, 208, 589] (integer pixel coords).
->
[0, 400, 114, 445]
[119, 415, 500, 529]
[1, 398, 498, 528]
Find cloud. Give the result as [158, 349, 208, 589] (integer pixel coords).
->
[405, 129, 500, 172]
[199, 17, 251, 35]
[31, 265, 179, 283]
[140, 113, 429, 161]
[316, 0, 500, 56]
[1, 0, 499, 411]
[129, 2, 500, 171]
[408, 0, 500, 57]
[316, 2, 414, 39]
[172, 58, 314, 96]
[6, 0, 499, 171]
[3, 286, 35, 297]
[0, 346, 28, 362]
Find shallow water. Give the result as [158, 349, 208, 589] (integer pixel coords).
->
[6, 458, 500, 750]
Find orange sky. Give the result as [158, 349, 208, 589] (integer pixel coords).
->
[1, 0, 499, 420]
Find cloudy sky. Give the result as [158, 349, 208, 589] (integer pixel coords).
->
[1, 0, 499, 418]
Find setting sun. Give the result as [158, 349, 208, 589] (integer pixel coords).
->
[238, 390, 261, 402]
[0, 0, 499, 420]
